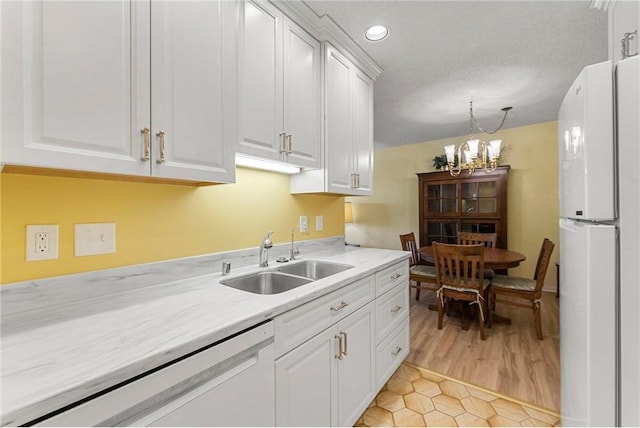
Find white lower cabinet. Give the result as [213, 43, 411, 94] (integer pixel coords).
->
[376, 317, 410, 390]
[275, 301, 376, 427]
[336, 301, 377, 426]
[275, 259, 410, 427]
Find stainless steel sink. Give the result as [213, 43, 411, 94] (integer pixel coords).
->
[220, 272, 313, 295]
[275, 260, 354, 280]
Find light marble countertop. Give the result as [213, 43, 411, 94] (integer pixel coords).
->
[1, 238, 409, 426]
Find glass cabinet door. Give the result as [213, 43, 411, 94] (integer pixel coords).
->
[426, 183, 457, 214]
[461, 181, 497, 214]
[425, 220, 458, 245]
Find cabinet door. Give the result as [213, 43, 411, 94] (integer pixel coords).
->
[336, 301, 376, 427]
[275, 326, 337, 427]
[326, 45, 356, 194]
[282, 18, 321, 168]
[352, 69, 374, 195]
[150, 0, 237, 182]
[1, 0, 149, 176]
[239, 0, 284, 161]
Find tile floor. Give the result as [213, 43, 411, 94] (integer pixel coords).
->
[355, 363, 560, 427]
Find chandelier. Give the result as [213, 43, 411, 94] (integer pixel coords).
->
[444, 101, 512, 176]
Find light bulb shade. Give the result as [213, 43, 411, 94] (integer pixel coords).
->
[489, 139, 502, 158]
[466, 139, 480, 157]
[344, 202, 353, 223]
[444, 145, 456, 163]
[464, 150, 474, 164]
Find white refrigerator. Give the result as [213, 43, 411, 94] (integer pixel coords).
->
[558, 57, 640, 427]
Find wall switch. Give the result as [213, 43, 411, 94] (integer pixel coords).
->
[299, 215, 308, 233]
[26, 225, 59, 261]
[75, 223, 116, 257]
[316, 215, 323, 231]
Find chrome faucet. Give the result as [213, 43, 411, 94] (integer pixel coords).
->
[259, 231, 274, 267]
[290, 226, 301, 261]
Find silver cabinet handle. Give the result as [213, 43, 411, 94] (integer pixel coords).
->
[156, 130, 165, 164]
[356, 173, 360, 188]
[392, 346, 403, 356]
[279, 132, 287, 154]
[340, 331, 348, 356]
[391, 273, 402, 280]
[286, 134, 293, 154]
[334, 334, 344, 359]
[391, 305, 402, 313]
[330, 301, 349, 312]
[140, 127, 150, 161]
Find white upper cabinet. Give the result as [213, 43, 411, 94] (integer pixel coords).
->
[150, 0, 238, 182]
[292, 43, 374, 195]
[1, 0, 238, 183]
[608, 0, 639, 64]
[240, 0, 321, 168]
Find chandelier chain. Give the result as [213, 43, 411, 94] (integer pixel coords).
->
[469, 101, 511, 135]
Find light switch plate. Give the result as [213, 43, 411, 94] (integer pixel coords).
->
[75, 223, 116, 257]
[26, 225, 59, 261]
[316, 215, 323, 231]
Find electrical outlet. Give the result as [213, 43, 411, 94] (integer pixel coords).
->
[26, 225, 59, 261]
[75, 223, 116, 256]
[299, 215, 308, 233]
[316, 215, 323, 231]
[36, 232, 50, 253]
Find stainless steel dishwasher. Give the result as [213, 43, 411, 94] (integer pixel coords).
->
[35, 321, 275, 427]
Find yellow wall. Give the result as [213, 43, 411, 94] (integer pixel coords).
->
[1, 168, 344, 284]
[346, 121, 560, 287]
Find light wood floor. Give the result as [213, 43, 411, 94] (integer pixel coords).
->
[405, 289, 560, 412]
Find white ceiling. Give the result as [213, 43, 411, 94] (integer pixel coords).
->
[303, 0, 608, 148]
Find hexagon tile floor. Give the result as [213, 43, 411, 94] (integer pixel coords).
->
[355, 363, 561, 427]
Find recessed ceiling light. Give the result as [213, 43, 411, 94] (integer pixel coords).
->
[364, 25, 389, 42]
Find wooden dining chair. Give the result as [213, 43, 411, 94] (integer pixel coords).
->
[399, 233, 438, 301]
[433, 242, 490, 340]
[457, 231, 497, 278]
[488, 238, 555, 340]
[457, 231, 497, 248]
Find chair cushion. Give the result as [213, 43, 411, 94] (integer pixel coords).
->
[410, 265, 437, 278]
[490, 275, 536, 291]
[441, 278, 491, 292]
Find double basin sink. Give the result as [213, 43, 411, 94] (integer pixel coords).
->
[220, 260, 353, 295]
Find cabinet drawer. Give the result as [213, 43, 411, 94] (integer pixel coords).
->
[375, 283, 409, 344]
[375, 260, 409, 296]
[274, 275, 375, 357]
[376, 317, 409, 390]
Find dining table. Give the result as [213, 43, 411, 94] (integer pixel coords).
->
[418, 245, 526, 324]
[418, 245, 526, 270]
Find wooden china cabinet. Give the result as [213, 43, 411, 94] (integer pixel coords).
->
[417, 166, 509, 248]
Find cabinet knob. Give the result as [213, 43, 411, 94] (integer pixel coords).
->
[391, 305, 402, 313]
